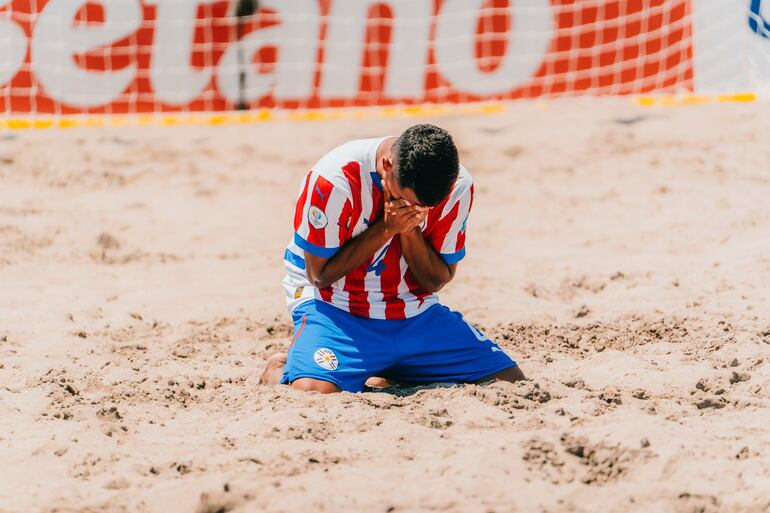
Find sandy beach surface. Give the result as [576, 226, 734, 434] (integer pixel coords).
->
[1, 99, 769, 513]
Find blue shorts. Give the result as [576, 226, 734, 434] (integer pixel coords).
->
[281, 299, 517, 392]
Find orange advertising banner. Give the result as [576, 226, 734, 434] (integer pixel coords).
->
[0, 0, 695, 115]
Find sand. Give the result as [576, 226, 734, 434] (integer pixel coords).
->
[1, 99, 769, 513]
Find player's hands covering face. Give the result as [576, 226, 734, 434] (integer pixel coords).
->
[384, 199, 427, 235]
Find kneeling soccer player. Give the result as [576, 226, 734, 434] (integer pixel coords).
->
[260, 124, 525, 393]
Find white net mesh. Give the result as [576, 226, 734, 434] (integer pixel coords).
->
[0, 0, 765, 117]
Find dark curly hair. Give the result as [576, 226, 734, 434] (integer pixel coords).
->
[392, 124, 459, 207]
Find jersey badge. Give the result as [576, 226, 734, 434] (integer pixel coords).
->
[308, 206, 328, 229]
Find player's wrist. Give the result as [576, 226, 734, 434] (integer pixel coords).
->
[374, 218, 394, 242]
[402, 225, 422, 238]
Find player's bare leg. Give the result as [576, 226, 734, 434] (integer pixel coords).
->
[291, 378, 340, 394]
[259, 353, 339, 392]
[364, 377, 397, 388]
[259, 352, 287, 385]
[260, 351, 395, 390]
[474, 365, 526, 384]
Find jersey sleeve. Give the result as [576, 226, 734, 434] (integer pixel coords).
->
[426, 182, 473, 265]
[292, 170, 352, 258]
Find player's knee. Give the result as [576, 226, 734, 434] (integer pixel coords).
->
[290, 378, 340, 394]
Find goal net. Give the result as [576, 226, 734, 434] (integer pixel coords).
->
[0, 0, 766, 117]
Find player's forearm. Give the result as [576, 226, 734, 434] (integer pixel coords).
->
[306, 221, 391, 289]
[399, 228, 453, 293]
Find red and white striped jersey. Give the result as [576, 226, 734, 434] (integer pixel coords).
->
[283, 137, 473, 320]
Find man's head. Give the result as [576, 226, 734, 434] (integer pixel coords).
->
[382, 124, 459, 207]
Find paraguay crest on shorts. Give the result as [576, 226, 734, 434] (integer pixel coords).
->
[313, 348, 338, 370]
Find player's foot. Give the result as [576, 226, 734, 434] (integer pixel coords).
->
[474, 365, 526, 384]
[259, 352, 287, 385]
